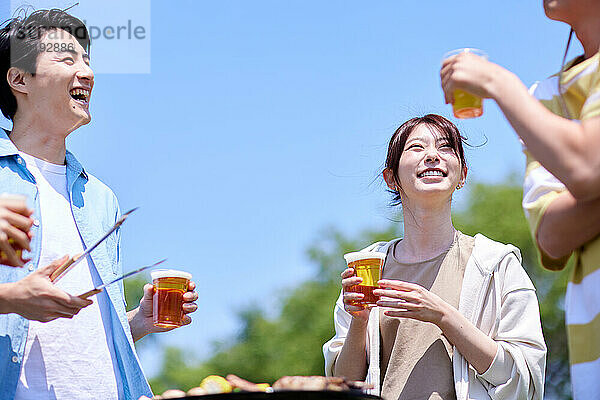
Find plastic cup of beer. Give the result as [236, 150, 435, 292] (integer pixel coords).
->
[443, 48, 488, 119]
[343, 251, 386, 306]
[151, 269, 192, 328]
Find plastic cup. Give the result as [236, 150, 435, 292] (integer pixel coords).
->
[151, 269, 192, 328]
[343, 251, 386, 306]
[443, 48, 488, 119]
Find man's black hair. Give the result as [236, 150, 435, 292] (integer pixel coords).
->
[0, 9, 90, 121]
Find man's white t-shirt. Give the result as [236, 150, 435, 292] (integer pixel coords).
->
[14, 152, 123, 400]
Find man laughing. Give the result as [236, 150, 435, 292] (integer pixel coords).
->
[0, 9, 197, 400]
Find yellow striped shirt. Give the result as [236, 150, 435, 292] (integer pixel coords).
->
[522, 52, 600, 399]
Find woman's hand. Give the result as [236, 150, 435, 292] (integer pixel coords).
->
[376, 279, 499, 374]
[440, 52, 509, 104]
[128, 280, 198, 341]
[374, 279, 450, 325]
[341, 268, 371, 322]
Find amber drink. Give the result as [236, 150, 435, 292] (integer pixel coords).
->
[151, 269, 192, 328]
[443, 48, 488, 119]
[344, 251, 386, 306]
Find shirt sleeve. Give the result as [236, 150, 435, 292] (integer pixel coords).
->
[323, 290, 352, 376]
[522, 152, 571, 269]
[521, 82, 572, 270]
[476, 253, 547, 400]
[580, 55, 600, 120]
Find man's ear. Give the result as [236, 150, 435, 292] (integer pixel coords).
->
[7, 67, 28, 95]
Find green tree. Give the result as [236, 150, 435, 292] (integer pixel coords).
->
[148, 180, 571, 399]
[124, 275, 146, 312]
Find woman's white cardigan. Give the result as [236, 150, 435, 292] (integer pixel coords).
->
[323, 233, 546, 400]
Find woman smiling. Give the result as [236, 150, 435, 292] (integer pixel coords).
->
[323, 114, 546, 400]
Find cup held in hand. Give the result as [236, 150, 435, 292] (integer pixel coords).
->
[343, 252, 386, 306]
[151, 269, 192, 328]
[443, 48, 488, 119]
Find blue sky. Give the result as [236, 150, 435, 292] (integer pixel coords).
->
[1, 1, 581, 377]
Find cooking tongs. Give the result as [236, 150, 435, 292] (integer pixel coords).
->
[78, 258, 166, 299]
[50, 207, 138, 282]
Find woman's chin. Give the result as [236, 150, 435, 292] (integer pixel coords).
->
[414, 183, 454, 195]
[405, 186, 455, 204]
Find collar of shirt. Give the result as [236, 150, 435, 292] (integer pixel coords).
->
[0, 128, 88, 187]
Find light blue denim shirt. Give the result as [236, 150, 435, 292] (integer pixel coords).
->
[0, 130, 152, 400]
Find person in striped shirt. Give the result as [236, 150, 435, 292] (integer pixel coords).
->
[439, 1, 600, 398]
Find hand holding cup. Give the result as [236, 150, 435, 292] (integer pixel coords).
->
[341, 267, 371, 321]
[440, 48, 490, 119]
[130, 269, 197, 341]
[0, 194, 34, 267]
[341, 251, 386, 320]
[151, 269, 196, 329]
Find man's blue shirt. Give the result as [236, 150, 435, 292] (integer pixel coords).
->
[0, 130, 152, 400]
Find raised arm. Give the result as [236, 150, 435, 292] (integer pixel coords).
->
[491, 71, 600, 201]
[441, 53, 600, 201]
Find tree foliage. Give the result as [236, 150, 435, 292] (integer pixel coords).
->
[124, 275, 146, 312]
[146, 180, 571, 399]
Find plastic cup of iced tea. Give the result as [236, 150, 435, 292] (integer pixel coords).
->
[443, 48, 488, 119]
[151, 269, 192, 328]
[343, 251, 386, 306]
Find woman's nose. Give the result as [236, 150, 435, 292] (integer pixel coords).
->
[425, 149, 440, 162]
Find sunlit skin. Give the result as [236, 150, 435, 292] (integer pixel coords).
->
[335, 121, 498, 379]
[8, 29, 93, 164]
[542, 0, 600, 61]
[128, 282, 199, 341]
[3, 29, 198, 338]
[383, 125, 467, 265]
[387, 124, 465, 211]
[341, 124, 467, 321]
[26, 30, 94, 129]
[0, 29, 97, 321]
[0, 196, 33, 267]
[543, 0, 597, 24]
[440, 1, 600, 259]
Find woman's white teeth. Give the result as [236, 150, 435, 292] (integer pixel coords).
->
[420, 170, 443, 177]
